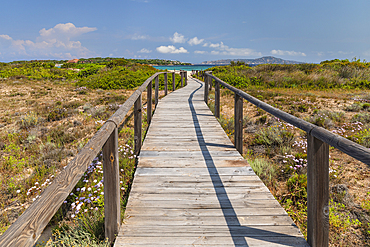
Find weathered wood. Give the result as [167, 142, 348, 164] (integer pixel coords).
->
[164, 73, 168, 95]
[184, 71, 187, 86]
[0, 122, 116, 247]
[204, 75, 209, 103]
[134, 94, 142, 156]
[146, 81, 152, 125]
[172, 72, 175, 91]
[209, 71, 213, 90]
[155, 75, 159, 107]
[307, 133, 329, 247]
[115, 77, 308, 246]
[234, 93, 243, 154]
[103, 127, 120, 243]
[181, 71, 184, 87]
[215, 80, 220, 118]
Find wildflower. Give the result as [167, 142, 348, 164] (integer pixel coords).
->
[16, 190, 21, 193]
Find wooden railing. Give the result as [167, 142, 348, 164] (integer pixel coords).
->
[0, 70, 187, 247]
[200, 71, 370, 247]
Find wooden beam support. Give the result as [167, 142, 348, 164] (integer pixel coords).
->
[134, 94, 142, 156]
[155, 75, 159, 107]
[181, 71, 184, 87]
[103, 127, 120, 243]
[204, 75, 209, 104]
[185, 71, 187, 86]
[234, 93, 243, 154]
[215, 80, 220, 119]
[172, 72, 176, 91]
[307, 133, 329, 247]
[164, 73, 168, 95]
[147, 81, 152, 125]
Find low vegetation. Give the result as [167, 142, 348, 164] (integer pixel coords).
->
[202, 59, 370, 246]
[0, 58, 176, 245]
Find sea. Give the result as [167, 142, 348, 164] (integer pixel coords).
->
[152, 64, 223, 71]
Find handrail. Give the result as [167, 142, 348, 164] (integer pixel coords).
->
[0, 70, 187, 247]
[201, 71, 370, 247]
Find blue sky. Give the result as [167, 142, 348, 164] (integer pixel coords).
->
[1, 0, 370, 63]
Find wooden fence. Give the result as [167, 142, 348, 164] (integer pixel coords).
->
[200, 71, 370, 247]
[0, 71, 187, 247]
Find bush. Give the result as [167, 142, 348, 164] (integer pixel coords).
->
[19, 111, 39, 129]
[254, 126, 294, 147]
[248, 157, 276, 181]
[47, 107, 68, 121]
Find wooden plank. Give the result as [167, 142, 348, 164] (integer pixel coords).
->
[114, 76, 307, 247]
[115, 236, 308, 246]
[134, 167, 255, 176]
[103, 128, 120, 243]
[125, 207, 289, 217]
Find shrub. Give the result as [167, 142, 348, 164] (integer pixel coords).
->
[254, 126, 294, 147]
[19, 111, 39, 129]
[308, 110, 344, 128]
[47, 107, 68, 121]
[345, 103, 362, 112]
[248, 157, 276, 181]
[351, 112, 370, 124]
[286, 173, 307, 202]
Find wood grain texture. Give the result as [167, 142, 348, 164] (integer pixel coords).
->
[164, 73, 168, 95]
[215, 80, 220, 118]
[147, 81, 152, 125]
[155, 75, 159, 107]
[114, 77, 307, 246]
[134, 94, 142, 156]
[307, 134, 329, 247]
[172, 72, 175, 91]
[103, 128, 120, 243]
[234, 93, 243, 154]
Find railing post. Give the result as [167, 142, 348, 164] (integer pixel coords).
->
[215, 80, 220, 119]
[103, 127, 120, 243]
[172, 72, 175, 91]
[204, 74, 209, 104]
[134, 94, 142, 156]
[307, 133, 329, 247]
[181, 71, 184, 87]
[155, 75, 159, 107]
[164, 73, 168, 95]
[209, 71, 212, 91]
[234, 93, 243, 154]
[185, 71, 187, 86]
[147, 80, 152, 125]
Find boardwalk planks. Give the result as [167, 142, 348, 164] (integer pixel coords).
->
[114, 77, 309, 246]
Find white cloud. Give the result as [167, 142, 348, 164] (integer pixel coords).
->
[138, 48, 152, 53]
[156, 45, 188, 54]
[271, 49, 306, 57]
[0, 23, 97, 60]
[208, 42, 261, 56]
[194, 50, 206, 54]
[170, 32, 186, 43]
[188, 37, 204, 46]
[129, 33, 148, 40]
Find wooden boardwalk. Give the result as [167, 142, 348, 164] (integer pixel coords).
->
[114, 77, 309, 246]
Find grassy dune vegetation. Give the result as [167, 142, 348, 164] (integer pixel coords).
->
[0, 58, 181, 246]
[202, 59, 370, 246]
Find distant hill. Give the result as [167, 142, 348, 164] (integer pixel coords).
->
[199, 56, 304, 65]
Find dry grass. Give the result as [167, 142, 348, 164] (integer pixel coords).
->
[211, 86, 370, 246]
[0, 77, 157, 234]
